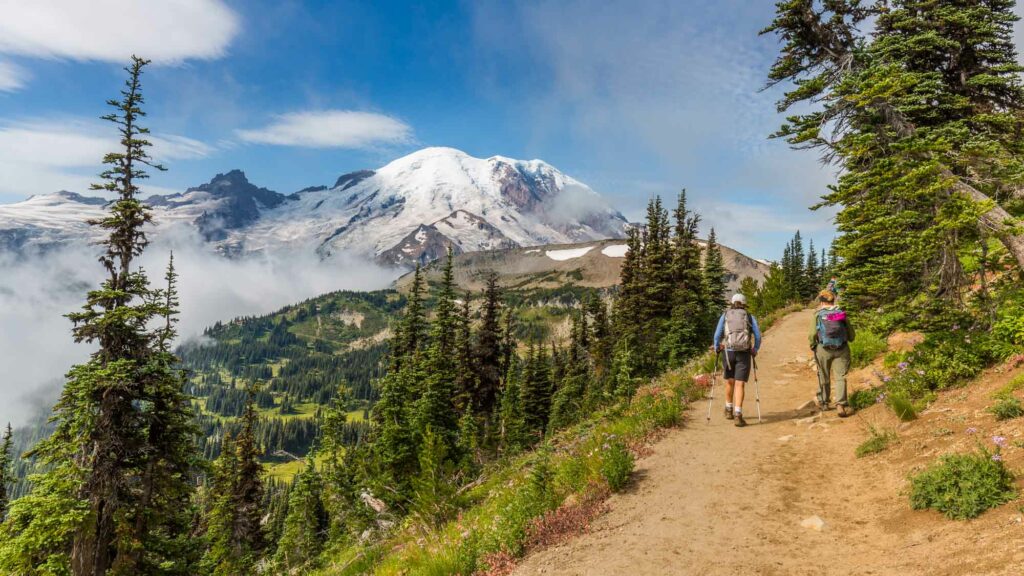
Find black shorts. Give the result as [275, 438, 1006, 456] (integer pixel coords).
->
[723, 350, 752, 382]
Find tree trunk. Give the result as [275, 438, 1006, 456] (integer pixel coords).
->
[946, 170, 1024, 270]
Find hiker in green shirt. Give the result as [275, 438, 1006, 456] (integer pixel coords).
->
[809, 290, 856, 417]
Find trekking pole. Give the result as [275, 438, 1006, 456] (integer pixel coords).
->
[753, 356, 762, 424]
[706, 350, 720, 424]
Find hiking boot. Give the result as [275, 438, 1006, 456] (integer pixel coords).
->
[724, 406, 734, 419]
[734, 413, 747, 427]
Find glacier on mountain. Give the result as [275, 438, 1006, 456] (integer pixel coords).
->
[0, 147, 629, 266]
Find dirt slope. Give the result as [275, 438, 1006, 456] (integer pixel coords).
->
[394, 239, 769, 293]
[513, 309, 1024, 576]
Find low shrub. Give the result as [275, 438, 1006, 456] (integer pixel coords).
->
[987, 396, 1024, 421]
[849, 388, 880, 411]
[993, 373, 1024, 400]
[850, 329, 887, 368]
[855, 425, 897, 458]
[879, 329, 1009, 402]
[599, 440, 634, 492]
[886, 394, 917, 421]
[993, 303, 1024, 348]
[910, 447, 1016, 520]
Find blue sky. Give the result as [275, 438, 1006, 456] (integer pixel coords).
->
[0, 0, 862, 259]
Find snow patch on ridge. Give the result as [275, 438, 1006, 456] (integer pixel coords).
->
[601, 244, 628, 258]
[546, 246, 594, 261]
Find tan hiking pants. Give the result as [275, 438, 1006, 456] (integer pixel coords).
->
[815, 344, 851, 406]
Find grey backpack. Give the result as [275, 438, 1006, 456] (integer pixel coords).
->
[723, 308, 752, 351]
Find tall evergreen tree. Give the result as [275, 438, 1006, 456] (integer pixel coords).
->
[369, 358, 420, 499]
[0, 56, 198, 576]
[273, 460, 325, 572]
[319, 386, 369, 543]
[498, 356, 529, 452]
[764, 0, 1024, 305]
[473, 272, 504, 417]
[519, 343, 552, 439]
[0, 424, 12, 521]
[416, 249, 460, 452]
[702, 228, 728, 310]
[453, 293, 476, 410]
[805, 239, 820, 297]
[662, 190, 707, 366]
[201, 387, 265, 575]
[391, 264, 427, 370]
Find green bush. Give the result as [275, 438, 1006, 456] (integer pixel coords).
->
[856, 425, 897, 457]
[849, 388, 880, 411]
[910, 449, 1016, 519]
[599, 440, 634, 492]
[880, 329, 1008, 402]
[987, 396, 1024, 421]
[993, 374, 1024, 400]
[850, 329, 887, 368]
[993, 306, 1024, 348]
[887, 394, 918, 421]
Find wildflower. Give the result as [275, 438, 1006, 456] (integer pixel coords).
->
[952, 324, 959, 331]
[916, 369, 925, 376]
[966, 427, 978, 434]
[993, 436, 1008, 448]
[898, 362, 909, 371]
[992, 454, 1003, 462]
[882, 375, 892, 383]
[876, 394, 886, 404]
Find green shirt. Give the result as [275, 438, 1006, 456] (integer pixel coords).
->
[809, 306, 856, 348]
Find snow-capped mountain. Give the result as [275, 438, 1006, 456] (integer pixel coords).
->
[0, 147, 629, 265]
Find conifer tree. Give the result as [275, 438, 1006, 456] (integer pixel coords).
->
[416, 249, 460, 450]
[585, 296, 612, 388]
[409, 427, 456, 527]
[550, 312, 591, 429]
[764, 0, 1024, 303]
[805, 239, 820, 296]
[453, 294, 476, 409]
[519, 343, 552, 438]
[662, 190, 707, 366]
[610, 226, 645, 382]
[702, 228, 728, 310]
[273, 460, 325, 572]
[391, 264, 427, 370]
[231, 388, 266, 560]
[642, 196, 675, 320]
[0, 56, 198, 576]
[0, 423, 12, 521]
[473, 272, 504, 417]
[456, 407, 481, 472]
[201, 387, 265, 575]
[319, 387, 369, 543]
[498, 357, 529, 451]
[369, 359, 419, 498]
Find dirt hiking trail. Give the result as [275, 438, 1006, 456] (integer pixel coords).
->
[513, 309, 1024, 576]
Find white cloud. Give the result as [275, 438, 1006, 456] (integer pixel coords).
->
[237, 110, 414, 149]
[470, 0, 837, 257]
[0, 228, 396, 427]
[0, 0, 239, 64]
[0, 119, 213, 200]
[0, 59, 26, 91]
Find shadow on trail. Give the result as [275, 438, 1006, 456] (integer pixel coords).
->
[748, 407, 818, 425]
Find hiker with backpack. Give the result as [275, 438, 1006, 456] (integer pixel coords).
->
[712, 293, 762, 427]
[826, 276, 840, 302]
[810, 290, 856, 417]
